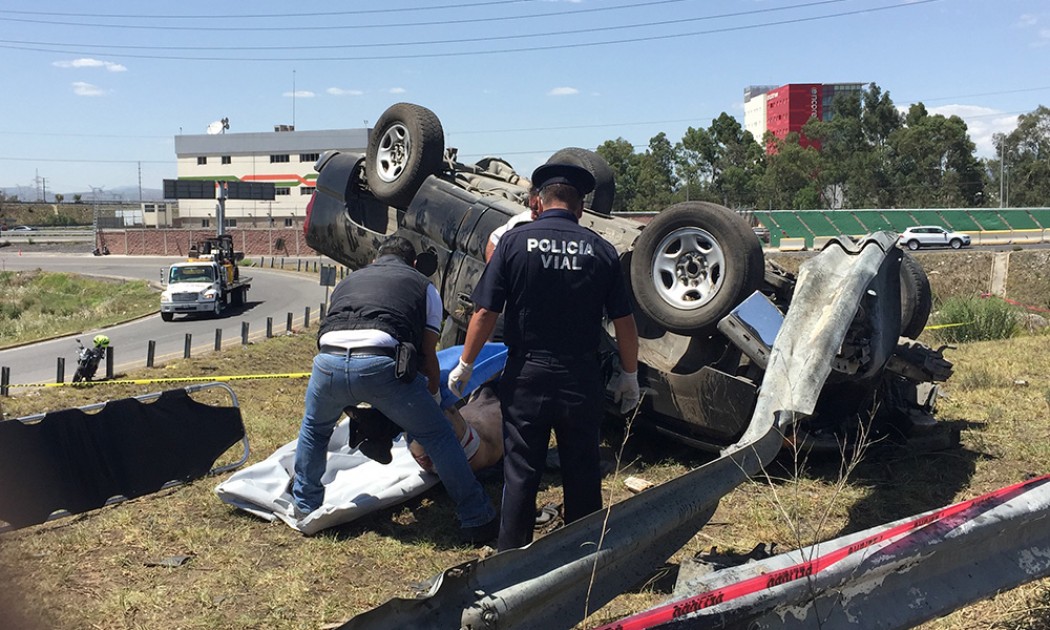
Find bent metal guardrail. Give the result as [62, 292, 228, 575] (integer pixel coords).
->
[338, 233, 898, 630]
[604, 474, 1050, 629]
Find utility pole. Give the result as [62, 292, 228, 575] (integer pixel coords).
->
[999, 141, 1004, 209]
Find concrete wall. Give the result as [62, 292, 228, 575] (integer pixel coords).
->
[97, 228, 318, 257]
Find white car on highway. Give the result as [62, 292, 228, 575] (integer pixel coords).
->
[898, 225, 971, 250]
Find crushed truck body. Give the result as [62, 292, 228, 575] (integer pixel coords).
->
[305, 102, 954, 456]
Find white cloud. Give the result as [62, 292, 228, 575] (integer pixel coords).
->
[388, 87, 406, 94]
[927, 104, 1019, 158]
[283, 90, 315, 98]
[53, 58, 126, 72]
[548, 86, 579, 96]
[71, 81, 106, 97]
[1018, 13, 1038, 27]
[327, 87, 364, 96]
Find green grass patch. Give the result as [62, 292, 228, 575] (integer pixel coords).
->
[930, 294, 1020, 344]
[0, 270, 157, 348]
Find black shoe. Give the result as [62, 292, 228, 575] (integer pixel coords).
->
[460, 514, 500, 547]
[358, 437, 393, 465]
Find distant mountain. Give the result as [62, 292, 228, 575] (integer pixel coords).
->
[1, 186, 165, 202]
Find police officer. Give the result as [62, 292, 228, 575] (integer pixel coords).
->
[293, 235, 498, 544]
[449, 162, 640, 551]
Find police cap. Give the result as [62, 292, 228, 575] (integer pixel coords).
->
[531, 162, 595, 196]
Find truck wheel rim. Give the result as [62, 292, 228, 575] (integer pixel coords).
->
[375, 123, 410, 183]
[650, 227, 724, 310]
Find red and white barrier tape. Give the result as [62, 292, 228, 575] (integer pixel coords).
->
[980, 292, 1050, 314]
[594, 473, 1050, 630]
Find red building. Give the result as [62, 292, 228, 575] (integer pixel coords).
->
[764, 84, 823, 149]
[744, 83, 862, 152]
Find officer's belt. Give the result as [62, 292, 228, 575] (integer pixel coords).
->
[510, 349, 599, 363]
[319, 345, 397, 359]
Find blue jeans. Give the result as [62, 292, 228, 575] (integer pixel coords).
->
[292, 352, 495, 528]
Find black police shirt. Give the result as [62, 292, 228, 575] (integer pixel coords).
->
[472, 209, 632, 356]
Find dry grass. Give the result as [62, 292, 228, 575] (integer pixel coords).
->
[2, 295, 1050, 628]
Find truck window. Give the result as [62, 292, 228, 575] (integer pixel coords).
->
[170, 266, 215, 283]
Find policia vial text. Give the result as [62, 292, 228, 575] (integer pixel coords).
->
[526, 237, 595, 270]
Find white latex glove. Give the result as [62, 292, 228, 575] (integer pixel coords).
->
[612, 370, 640, 414]
[431, 389, 443, 406]
[447, 358, 474, 398]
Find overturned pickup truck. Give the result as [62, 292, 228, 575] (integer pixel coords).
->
[304, 102, 954, 453]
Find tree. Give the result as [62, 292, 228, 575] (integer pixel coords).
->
[804, 83, 900, 209]
[54, 194, 64, 204]
[596, 138, 641, 213]
[990, 105, 1050, 207]
[74, 194, 83, 204]
[631, 133, 676, 212]
[888, 104, 985, 207]
[758, 132, 824, 210]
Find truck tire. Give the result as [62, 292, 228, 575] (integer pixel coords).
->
[629, 202, 764, 335]
[547, 147, 615, 216]
[366, 103, 445, 208]
[899, 253, 932, 339]
[161, 312, 174, 322]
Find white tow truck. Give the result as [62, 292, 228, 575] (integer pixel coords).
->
[160, 235, 251, 321]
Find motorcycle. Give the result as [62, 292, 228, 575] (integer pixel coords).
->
[72, 335, 109, 383]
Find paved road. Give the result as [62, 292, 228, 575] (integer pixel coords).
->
[0, 252, 329, 386]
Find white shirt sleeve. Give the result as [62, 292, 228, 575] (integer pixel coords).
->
[425, 283, 443, 334]
[489, 211, 533, 247]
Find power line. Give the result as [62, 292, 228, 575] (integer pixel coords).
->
[0, 0, 546, 20]
[0, 0, 827, 33]
[0, 0, 939, 61]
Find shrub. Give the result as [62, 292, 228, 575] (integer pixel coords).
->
[930, 295, 1020, 343]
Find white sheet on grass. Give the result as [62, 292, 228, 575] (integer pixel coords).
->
[215, 420, 437, 535]
[214, 343, 508, 536]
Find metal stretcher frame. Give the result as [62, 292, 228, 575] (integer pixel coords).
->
[0, 382, 249, 533]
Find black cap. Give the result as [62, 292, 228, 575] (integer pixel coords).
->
[531, 162, 595, 196]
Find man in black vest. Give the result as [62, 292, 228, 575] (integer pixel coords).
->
[292, 236, 498, 544]
[449, 162, 640, 551]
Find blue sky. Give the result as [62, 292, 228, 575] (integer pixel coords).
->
[0, 0, 1047, 198]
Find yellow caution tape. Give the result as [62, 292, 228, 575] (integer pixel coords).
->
[6, 373, 312, 388]
[924, 321, 973, 330]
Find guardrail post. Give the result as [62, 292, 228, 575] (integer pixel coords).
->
[241, 322, 249, 345]
[304, 306, 311, 328]
[319, 302, 326, 320]
[266, 317, 273, 338]
[147, 340, 156, 368]
[184, 333, 192, 359]
[286, 312, 293, 333]
[57, 357, 65, 383]
[215, 328, 222, 351]
[1, 366, 9, 396]
[297, 259, 302, 272]
[105, 346, 113, 379]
